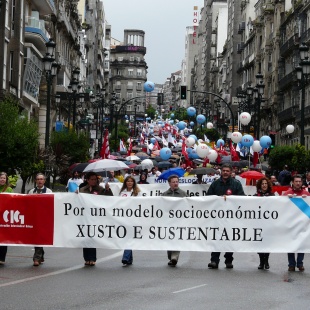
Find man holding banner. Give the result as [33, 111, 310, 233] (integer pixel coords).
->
[28, 173, 53, 266]
[206, 164, 245, 269]
[162, 175, 187, 267]
[283, 174, 310, 271]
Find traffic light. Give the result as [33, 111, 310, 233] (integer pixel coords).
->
[157, 93, 164, 105]
[180, 86, 187, 99]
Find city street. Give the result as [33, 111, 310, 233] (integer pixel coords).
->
[1, 247, 310, 310]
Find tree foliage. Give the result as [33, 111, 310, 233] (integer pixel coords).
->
[0, 96, 40, 192]
[268, 144, 310, 173]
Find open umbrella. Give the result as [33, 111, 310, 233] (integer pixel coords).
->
[140, 159, 154, 170]
[135, 152, 150, 159]
[157, 167, 185, 180]
[126, 155, 141, 161]
[83, 159, 129, 172]
[129, 163, 137, 168]
[189, 167, 217, 175]
[239, 170, 265, 180]
[72, 162, 90, 173]
[157, 161, 173, 169]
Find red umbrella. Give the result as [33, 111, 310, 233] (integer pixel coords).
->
[239, 170, 265, 180]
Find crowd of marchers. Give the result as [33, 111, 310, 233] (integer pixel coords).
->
[0, 163, 309, 272]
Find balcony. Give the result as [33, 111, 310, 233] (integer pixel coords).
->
[296, 106, 310, 122]
[263, 3, 275, 14]
[58, 7, 77, 41]
[301, 28, 310, 44]
[31, 0, 56, 15]
[278, 71, 294, 90]
[280, 34, 298, 57]
[277, 107, 296, 123]
[25, 16, 50, 54]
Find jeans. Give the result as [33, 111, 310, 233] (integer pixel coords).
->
[0, 246, 7, 262]
[33, 247, 44, 261]
[211, 252, 234, 264]
[122, 250, 133, 264]
[288, 253, 304, 267]
[83, 248, 96, 262]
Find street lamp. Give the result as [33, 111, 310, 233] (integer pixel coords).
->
[42, 38, 57, 148]
[55, 94, 61, 120]
[254, 73, 265, 139]
[296, 43, 310, 146]
[134, 100, 138, 136]
[71, 67, 80, 128]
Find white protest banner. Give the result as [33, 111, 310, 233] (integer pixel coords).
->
[2, 194, 310, 252]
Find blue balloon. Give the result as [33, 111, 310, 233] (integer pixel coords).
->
[241, 134, 254, 147]
[144, 81, 155, 92]
[169, 120, 174, 125]
[260, 135, 272, 148]
[190, 121, 194, 127]
[125, 115, 128, 119]
[216, 139, 225, 148]
[196, 114, 206, 124]
[170, 113, 175, 118]
[160, 147, 172, 160]
[177, 121, 187, 130]
[187, 107, 196, 117]
[189, 149, 200, 159]
[189, 134, 198, 141]
[150, 138, 156, 144]
[186, 148, 193, 155]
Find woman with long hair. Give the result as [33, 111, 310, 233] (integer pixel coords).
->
[0, 172, 14, 265]
[119, 176, 142, 266]
[253, 177, 274, 270]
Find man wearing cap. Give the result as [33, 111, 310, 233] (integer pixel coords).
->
[206, 163, 245, 269]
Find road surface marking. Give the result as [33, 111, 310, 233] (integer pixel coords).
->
[173, 284, 207, 294]
[0, 251, 122, 288]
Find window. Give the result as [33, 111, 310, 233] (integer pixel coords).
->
[137, 69, 142, 76]
[130, 56, 134, 61]
[118, 57, 123, 61]
[128, 69, 133, 76]
[10, 51, 14, 82]
[116, 69, 122, 75]
[136, 57, 140, 62]
[11, 0, 16, 31]
[3, 42, 7, 88]
[127, 92, 133, 99]
[137, 82, 142, 89]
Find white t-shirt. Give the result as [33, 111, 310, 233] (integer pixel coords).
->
[119, 189, 142, 197]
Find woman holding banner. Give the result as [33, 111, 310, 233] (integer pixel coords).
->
[253, 177, 274, 270]
[0, 172, 14, 265]
[119, 176, 143, 266]
[79, 171, 113, 266]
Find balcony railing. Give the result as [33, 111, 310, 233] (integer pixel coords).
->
[25, 16, 50, 41]
[277, 107, 296, 123]
[280, 34, 298, 57]
[278, 71, 294, 90]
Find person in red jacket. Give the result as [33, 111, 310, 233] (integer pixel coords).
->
[282, 174, 310, 271]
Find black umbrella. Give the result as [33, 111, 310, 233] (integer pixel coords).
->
[72, 163, 89, 172]
[157, 161, 173, 169]
[189, 167, 217, 175]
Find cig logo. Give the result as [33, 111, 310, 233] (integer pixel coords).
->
[3, 210, 25, 224]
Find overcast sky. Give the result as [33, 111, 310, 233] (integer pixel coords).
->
[103, 0, 204, 85]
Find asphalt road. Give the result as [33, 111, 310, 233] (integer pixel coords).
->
[1, 248, 310, 310]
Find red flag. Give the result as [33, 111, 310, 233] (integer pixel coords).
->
[202, 157, 209, 167]
[230, 141, 240, 161]
[153, 139, 161, 151]
[127, 138, 133, 156]
[100, 129, 110, 159]
[182, 137, 189, 161]
[253, 151, 259, 167]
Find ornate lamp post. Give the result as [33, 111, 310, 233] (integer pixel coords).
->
[253, 73, 265, 139]
[42, 39, 57, 148]
[296, 43, 310, 146]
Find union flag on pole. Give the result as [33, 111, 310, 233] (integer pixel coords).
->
[100, 129, 110, 159]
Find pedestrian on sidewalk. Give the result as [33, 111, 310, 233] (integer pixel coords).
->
[0, 172, 14, 265]
[28, 173, 52, 266]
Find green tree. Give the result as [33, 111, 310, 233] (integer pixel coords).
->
[269, 144, 310, 174]
[0, 96, 40, 193]
[146, 105, 156, 119]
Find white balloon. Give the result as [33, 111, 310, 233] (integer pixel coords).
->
[239, 112, 251, 125]
[196, 144, 210, 158]
[198, 139, 204, 144]
[207, 122, 213, 129]
[207, 149, 218, 161]
[252, 140, 262, 152]
[176, 142, 182, 147]
[231, 132, 242, 143]
[286, 124, 294, 134]
[185, 137, 195, 147]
